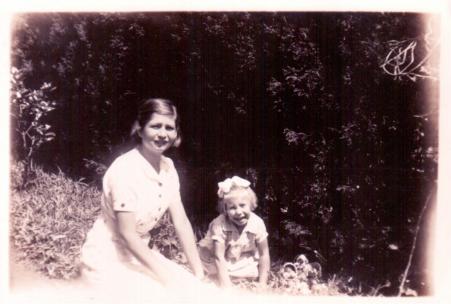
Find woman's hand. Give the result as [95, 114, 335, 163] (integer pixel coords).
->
[116, 211, 174, 285]
[213, 241, 233, 288]
[168, 198, 205, 278]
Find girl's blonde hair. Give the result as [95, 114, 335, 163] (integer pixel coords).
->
[216, 176, 257, 213]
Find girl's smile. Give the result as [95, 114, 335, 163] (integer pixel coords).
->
[224, 198, 252, 228]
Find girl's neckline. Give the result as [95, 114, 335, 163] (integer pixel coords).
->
[225, 214, 252, 235]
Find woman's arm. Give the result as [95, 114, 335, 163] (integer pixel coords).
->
[116, 211, 174, 285]
[257, 238, 270, 288]
[213, 241, 232, 288]
[168, 198, 204, 279]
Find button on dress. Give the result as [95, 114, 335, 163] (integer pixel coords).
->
[198, 213, 268, 278]
[79, 148, 200, 300]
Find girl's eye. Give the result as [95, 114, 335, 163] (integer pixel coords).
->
[165, 126, 175, 131]
[150, 124, 161, 129]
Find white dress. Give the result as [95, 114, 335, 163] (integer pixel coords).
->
[9, 149, 300, 304]
[79, 148, 206, 302]
[198, 213, 268, 278]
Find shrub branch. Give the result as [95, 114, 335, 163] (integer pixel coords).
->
[398, 189, 435, 296]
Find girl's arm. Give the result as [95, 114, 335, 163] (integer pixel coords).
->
[116, 211, 175, 285]
[213, 241, 232, 288]
[257, 238, 271, 288]
[168, 198, 204, 279]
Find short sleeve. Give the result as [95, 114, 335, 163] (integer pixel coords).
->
[254, 216, 268, 243]
[104, 167, 138, 212]
[209, 219, 227, 244]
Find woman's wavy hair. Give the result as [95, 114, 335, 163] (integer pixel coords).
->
[130, 98, 181, 147]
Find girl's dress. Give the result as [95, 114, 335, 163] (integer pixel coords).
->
[79, 148, 205, 302]
[198, 212, 268, 279]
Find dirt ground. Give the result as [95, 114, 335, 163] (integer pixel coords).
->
[8, 249, 94, 304]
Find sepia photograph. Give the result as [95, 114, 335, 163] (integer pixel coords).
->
[2, 1, 450, 303]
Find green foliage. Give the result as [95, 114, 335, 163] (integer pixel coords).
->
[10, 67, 56, 185]
[8, 163, 349, 294]
[149, 212, 187, 265]
[10, 12, 437, 294]
[9, 165, 421, 296]
[10, 163, 101, 279]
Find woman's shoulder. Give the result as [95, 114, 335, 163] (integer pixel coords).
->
[161, 155, 176, 170]
[115, 147, 140, 163]
[104, 148, 140, 177]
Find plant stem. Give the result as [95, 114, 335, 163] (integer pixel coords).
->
[398, 188, 435, 296]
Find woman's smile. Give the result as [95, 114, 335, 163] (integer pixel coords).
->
[154, 138, 169, 148]
[139, 113, 177, 155]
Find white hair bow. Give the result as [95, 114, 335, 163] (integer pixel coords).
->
[217, 176, 251, 198]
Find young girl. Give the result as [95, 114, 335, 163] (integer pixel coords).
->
[199, 176, 271, 289]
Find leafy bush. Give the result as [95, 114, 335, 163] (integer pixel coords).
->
[236, 255, 350, 296]
[149, 212, 187, 265]
[10, 163, 350, 295]
[10, 67, 57, 185]
[10, 14, 436, 292]
[10, 163, 101, 279]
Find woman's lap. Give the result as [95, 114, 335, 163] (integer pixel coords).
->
[80, 248, 209, 302]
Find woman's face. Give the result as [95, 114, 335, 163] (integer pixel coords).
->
[138, 113, 178, 156]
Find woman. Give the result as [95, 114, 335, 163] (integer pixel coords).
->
[80, 98, 205, 301]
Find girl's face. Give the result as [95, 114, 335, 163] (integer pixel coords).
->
[224, 194, 252, 228]
[138, 113, 177, 156]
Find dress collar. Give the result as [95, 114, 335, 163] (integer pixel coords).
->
[133, 148, 171, 178]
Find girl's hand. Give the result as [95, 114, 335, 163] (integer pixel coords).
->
[219, 280, 233, 289]
[213, 241, 233, 288]
[257, 238, 270, 288]
[194, 271, 205, 281]
[168, 197, 205, 281]
[256, 282, 268, 293]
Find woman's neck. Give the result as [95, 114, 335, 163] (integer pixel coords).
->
[137, 145, 161, 173]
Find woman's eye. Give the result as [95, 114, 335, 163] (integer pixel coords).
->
[165, 126, 175, 131]
[150, 124, 161, 129]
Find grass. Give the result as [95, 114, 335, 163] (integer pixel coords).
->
[10, 162, 101, 279]
[10, 162, 359, 295]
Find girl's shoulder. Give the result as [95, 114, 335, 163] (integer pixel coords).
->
[248, 212, 267, 229]
[249, 212, 264, 222]
[206, 214, 231, 232]
[209, 214, 227, 227]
